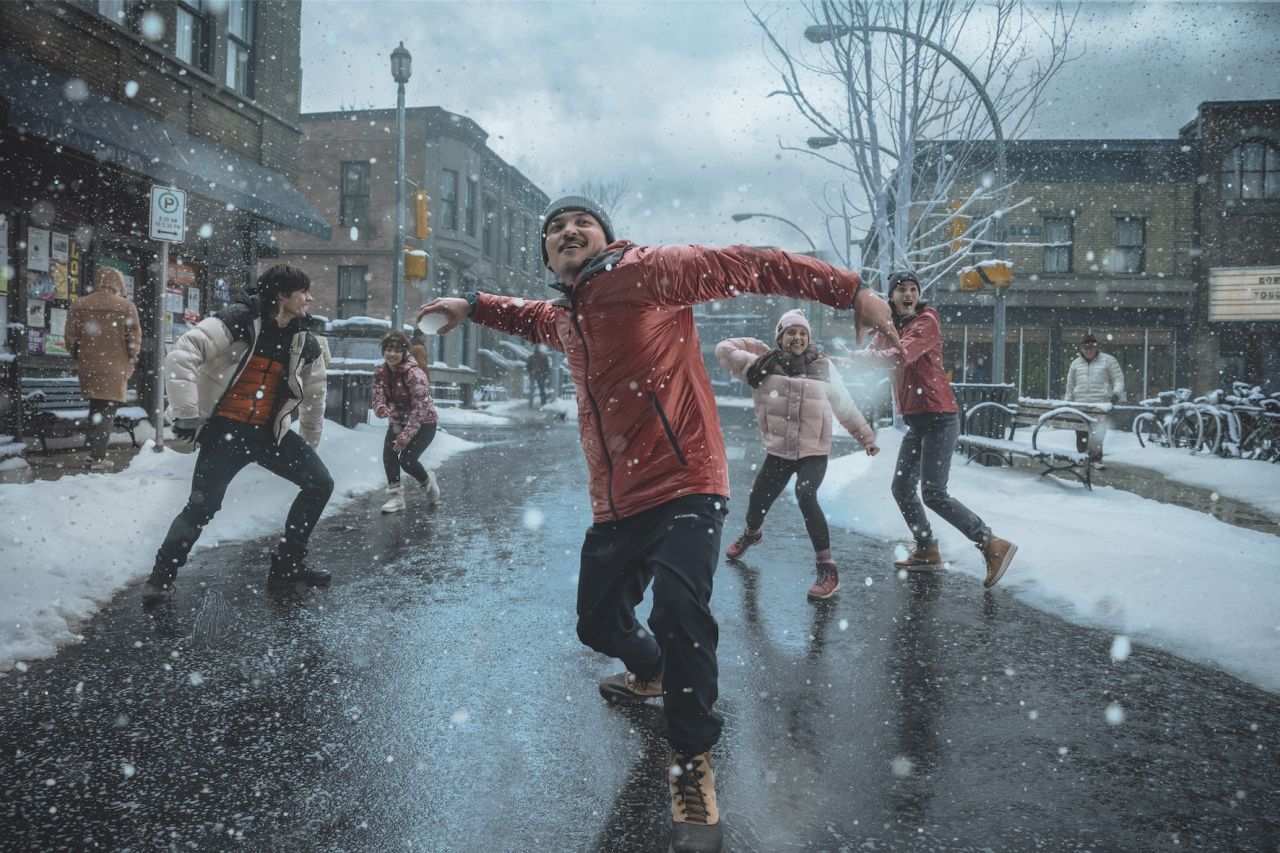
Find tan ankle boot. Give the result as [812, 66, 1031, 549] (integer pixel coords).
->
[894, 544, 943, 571]
[980, 535, 1017, 588]
[669, 750, 722, 852]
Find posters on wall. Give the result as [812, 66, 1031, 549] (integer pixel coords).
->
[27, 227, 50, 272]
[45, 306, 69, 356]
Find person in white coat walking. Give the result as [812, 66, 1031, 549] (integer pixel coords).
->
[1064, 333, 1125, 457]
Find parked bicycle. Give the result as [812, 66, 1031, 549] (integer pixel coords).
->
[1133, 383, 1280, 462]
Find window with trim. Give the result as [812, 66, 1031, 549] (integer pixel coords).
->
[440, 169, 459, 231]
[337, 266, 368, 319]
[174, 0, 210, 71]
[1221, 141, 1280, 200]
[522, 216, 535, 272]
[1114, 217, 1145, 274]
[96, 0, 139, 27]
[482, 196, 497, 258]
[1043, 217, 1072, 274]
[465, 177, 479, 237]
[225, 0, 255, 97]
[340, 162, 370, 229]
[504, 209, 516, 266]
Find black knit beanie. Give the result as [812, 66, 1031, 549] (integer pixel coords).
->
[540, 196, 615, 267]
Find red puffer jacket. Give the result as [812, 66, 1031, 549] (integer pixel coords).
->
[472, 242, 862, 522]
[857, 306, 957, 416]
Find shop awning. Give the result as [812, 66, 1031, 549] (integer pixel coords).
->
[0, 49, 331, 239]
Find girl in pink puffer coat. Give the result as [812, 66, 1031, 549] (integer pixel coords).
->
[372, 330, 440, 513]
[715, 309, 879, 601]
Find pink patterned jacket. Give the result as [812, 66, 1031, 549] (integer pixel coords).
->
[372, 360, 437, 450]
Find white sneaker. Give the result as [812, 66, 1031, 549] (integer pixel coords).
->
[380, 484, 406, 514]
[425, 470, 441, 505]
[88, 460, 109, 472]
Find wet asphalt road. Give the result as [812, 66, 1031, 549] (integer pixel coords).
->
[2, 407, 1279, 852]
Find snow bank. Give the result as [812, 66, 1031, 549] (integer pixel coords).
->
[0, 422, 478, 673]
[822, 428, 1280, 693]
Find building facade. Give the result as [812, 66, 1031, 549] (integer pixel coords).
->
[924, 139, 1197, 401]
[1, 0, 327, 412]
[274, 107, 550, 378]
[1184, 100, 1280, 392]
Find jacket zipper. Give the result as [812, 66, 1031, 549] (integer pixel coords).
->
[649, 391, 688, 466]
[567, 288, 620, 519]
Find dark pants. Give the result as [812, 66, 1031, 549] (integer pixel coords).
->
[86, 399, 118, 461]
[155, 416, 334, 574]
[576, 494, 727, 756]
[892, 412, 990, 546]
[529, 376, 547, 407]
[382, 422, 437, 485]
[745, 453, 830, 552]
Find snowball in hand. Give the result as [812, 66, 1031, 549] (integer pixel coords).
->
[418, 313, 448, 335]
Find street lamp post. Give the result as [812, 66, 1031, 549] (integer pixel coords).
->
[805, 23, 1009, 383]
[390, 41, 412, 333]
[731, 211, 826, 340]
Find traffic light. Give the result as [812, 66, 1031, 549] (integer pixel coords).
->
[413, 189, 431, 239]
[404, 246, 428, 280]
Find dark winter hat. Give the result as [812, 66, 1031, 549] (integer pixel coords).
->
[886, 270, 921, 295]
[1080, 333, 1099, 346]
[540, 196, 615, 266]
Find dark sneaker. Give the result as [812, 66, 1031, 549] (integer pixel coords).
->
[807, 562, 840, 600]
[141, 572, 174, 606]
[979, 535, 1017, 589]
[267, 554, 332, 591]
[725, 527, 762, 560]
[598, 671, 662, 705]
[894, 543, 943, 571]
[669, 751, 723, 853]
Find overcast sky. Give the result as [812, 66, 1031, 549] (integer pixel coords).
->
[300, 0, 1280, 256]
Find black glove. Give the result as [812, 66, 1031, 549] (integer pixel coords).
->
[1110, 393, 1121, 404]
[173, 417, 204, 443]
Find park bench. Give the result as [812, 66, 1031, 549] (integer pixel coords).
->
[20, 375, 147, 454]
[956, 397, 1112, 490]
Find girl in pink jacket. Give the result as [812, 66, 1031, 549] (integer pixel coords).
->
[716, 309, 879, 600]
[372, 331, 440, 513]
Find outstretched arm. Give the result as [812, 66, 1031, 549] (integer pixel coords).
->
[416, 295, 565, 351]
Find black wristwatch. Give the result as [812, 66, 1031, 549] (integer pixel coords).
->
[464, 291, 479, 317]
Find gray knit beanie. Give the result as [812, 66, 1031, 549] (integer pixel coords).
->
[540, 196, 615, 267]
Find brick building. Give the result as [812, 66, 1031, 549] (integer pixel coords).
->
[274, 107, 550, 375]
[872, 100, 1280, 399]
[1, 0, 328, 412]
[924, 139, 1196, 400]
[1183, 100, 1280, 392]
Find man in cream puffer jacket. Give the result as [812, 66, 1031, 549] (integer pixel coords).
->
[1064, 333, 1125, 457]
[142, 265, 332, 604]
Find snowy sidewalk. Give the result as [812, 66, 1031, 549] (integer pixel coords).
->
[820, 428, 1280, 693]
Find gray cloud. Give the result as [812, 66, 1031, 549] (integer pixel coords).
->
[301, 0, 1279, 255]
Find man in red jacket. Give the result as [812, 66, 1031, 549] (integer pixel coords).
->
[417, 196, 899, 853]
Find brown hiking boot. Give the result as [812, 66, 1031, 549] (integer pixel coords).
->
[979, 535, 1018, 589]
[894, 544, 943, 571]
[807, 562, 840, 600]
[598, 671, 662, 705]
[669, 751, 722, 853]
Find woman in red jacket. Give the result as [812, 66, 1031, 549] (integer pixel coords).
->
[856, 271, 1017, 588]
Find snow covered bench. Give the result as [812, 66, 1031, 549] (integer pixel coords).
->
[957, 398, 1111, 490]
[20, 376, 146, 454]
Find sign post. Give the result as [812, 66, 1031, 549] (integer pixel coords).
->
[149, 186, 187, 451]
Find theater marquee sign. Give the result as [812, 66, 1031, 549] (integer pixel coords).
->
[1208, 267, 1280, 322]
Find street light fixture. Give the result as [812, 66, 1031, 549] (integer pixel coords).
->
[390, 41, 412, 332]
[730, 212, 818, 254]
[805, 22, 1011, 383]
